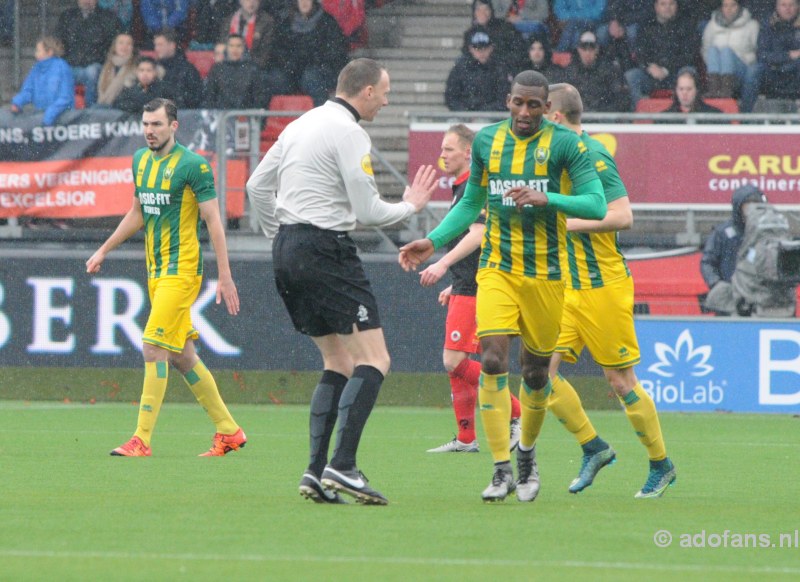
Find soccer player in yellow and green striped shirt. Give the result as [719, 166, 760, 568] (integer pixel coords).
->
[400, 71, 607, 502]
[87, 98, 245, 458]
[545, 83, 676, 499]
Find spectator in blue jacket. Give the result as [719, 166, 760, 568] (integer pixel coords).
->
[140, 0, 192, 47]
[757, 0, 800, 99]
[553, 0, 607, 51]
[11, 36, 75, 126]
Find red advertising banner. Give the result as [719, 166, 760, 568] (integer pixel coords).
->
[0, 109, 245, 219]
[0, 157, 133, 218]
[408, 123, 800, 205]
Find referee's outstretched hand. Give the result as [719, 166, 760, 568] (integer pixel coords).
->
[402, 164, 438, 212]
[398, 238, 434, 272]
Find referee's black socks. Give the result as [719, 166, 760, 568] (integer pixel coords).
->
[330, 365, 385, 470]
[308, 370, 349, 477]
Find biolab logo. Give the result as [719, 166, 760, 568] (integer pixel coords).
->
[647, 329, 714, 378]
[642, 329, 725, 406]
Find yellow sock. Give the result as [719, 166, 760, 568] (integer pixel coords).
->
[620, 382, 667, 461]
[184, 360, 238, 435]
[134, 361, 169, 447]
[549, 374, 597, 445]
[518, 379, 551, 450]
[478, 372, 512, 463]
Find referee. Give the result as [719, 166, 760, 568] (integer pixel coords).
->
[247, 58, 436, 505]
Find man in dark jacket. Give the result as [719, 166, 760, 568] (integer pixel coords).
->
[113, 56, 168, 113]
[757, 0, 800, 99]
[204, 34, 267, 108]
[56, 0, 121, 107]
[701, 184, 768, 300]
[153, 29, 204, 109]
[560, 30, 630, 111]
[623, 0, 698, 105]
[446, 27, 512, 111]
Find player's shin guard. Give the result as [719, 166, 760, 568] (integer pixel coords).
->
[134, 361, 169, 446]
[330, 365, 384, 470]
[478, 372, 512, 463]
[449, 359, 480, 443]
[518, 379, 551, 450]
[183, 359, 238, 435]
[620, 382, 667, 461]
[549, 373, 597, 445]
[308, 370, 348, 477]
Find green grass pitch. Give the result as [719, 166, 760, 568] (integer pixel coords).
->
[1, 401, 798, 581]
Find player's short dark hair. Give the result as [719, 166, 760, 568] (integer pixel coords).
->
[226, 33, 244, 43]
[548, 83, 583, 124]
[144, 98, 178, 122]
[512, 70, 549, 98]
[336, 58, 385, 97]
[153, 28, 178, 45]
[136, 55, 157, 67]
[446, 123, 475, 147]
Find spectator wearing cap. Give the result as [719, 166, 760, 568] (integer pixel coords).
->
[463, 0, 528, 72]
[447, 26, 512, 111]
[553, 0, 607, 51]
[560, 30, 631, 111]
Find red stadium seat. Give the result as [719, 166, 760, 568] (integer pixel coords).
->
[705, 98, 739, 113]
[186, 50, 215, 79]
[634, 98, 672, 113]
[650, 88, 673, 99]
[260, 95, 315, 152]
[552, 52, 571, 67]
[74, 84, 85, 110]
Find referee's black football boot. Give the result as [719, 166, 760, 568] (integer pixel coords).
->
[298, 471, 347, 504]
[320, 465, 388, 505]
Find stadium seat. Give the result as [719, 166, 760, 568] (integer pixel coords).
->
[74, 84, 85, 110]
[260, 95, 315, 152]
[186, 50, 215, 79]
[552, 52, 571, 67]
[650, 89, 673, 99]
[634, 98, 672, 113]
[705, 98, 739, 113]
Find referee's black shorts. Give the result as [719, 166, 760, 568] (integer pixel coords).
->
[272, 223, 382, 337]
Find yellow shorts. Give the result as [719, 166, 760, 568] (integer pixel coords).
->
[475, 268, 564, 357]
[555, 276, 640, 368]
[143, 275, 202, 353]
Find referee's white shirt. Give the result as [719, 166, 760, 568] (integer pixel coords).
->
[247, 100, 415, 236]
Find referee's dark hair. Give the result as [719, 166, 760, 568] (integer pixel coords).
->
[512, 70, 549, 98]
[144, 98, 178, 123]
[548, 83, 583, 125]
[336, 58, 385, 97]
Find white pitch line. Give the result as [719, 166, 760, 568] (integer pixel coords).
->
[0, 549, 798, 575]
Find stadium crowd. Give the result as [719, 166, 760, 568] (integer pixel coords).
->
[6, 0, 800, 129]
[447, 0, 800, 114]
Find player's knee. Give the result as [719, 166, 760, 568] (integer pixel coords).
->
[521, 364, 549, 390]
[480, 351, 506, 375]
[443, 351, 466, 373]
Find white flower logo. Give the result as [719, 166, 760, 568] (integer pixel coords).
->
[647, 329, 714, 378]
